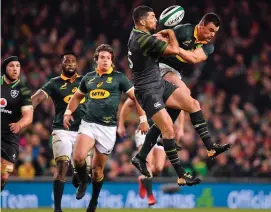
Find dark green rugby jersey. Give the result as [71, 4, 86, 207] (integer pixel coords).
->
[160, 24, 214, 71]
[1, 76, 32, 135]
[78, 69, 133, 126]
[128, 28, 168, 90]
[41, 74, 86, 131]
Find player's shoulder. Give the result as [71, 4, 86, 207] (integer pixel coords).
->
[83, 71, 96, 78]
[173, 23, 195, 31]
[17, 80, 31, 96]
[112, 70, 127, 78]
[49, 76, 62, 83]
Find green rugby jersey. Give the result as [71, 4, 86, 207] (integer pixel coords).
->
[41, 73, 85, 131]
[78, 68, 133, 126]
[161, 24, 214, 71]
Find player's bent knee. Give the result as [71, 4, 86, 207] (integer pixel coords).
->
[54, 156, 69, 181]
[73, 152, 87, 165]
[92, 166, 104, 180]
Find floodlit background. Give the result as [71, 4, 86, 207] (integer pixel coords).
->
[1, 0, 271, 210]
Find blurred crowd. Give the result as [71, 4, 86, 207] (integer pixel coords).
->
[1, 0, 271, 180]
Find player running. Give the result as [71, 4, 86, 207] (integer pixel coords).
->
[63, 44, 147, 212]
[1, 56, 33, 191]
[31, 53, 90, 212]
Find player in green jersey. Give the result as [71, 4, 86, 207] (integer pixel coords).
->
[63, 44, 147, 212]
[31, 53, 90, 212]
[1, 56, 33, 191]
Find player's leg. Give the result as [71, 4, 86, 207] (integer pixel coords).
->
[87, 147, 108, 212]
[166, 85, 232, 158]
[87, 123, 117, 212]
[51, 130, 75, 212]
[1, 136, 18, 191]
[73, 120, 96, 200]
[1, 158, 14, 191]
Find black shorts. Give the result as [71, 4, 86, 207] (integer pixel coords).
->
[135, 80, 177, 118]
[1, 133, 19, 163]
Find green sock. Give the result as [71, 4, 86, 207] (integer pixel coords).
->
[53, 180, 65, 211]
[75, 162, 88, 183]
[89, 177, 104, 207]
[163, 139, 185, 178]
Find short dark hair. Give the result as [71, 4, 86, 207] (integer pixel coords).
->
[94, 44, 115, 62]
[61, 52, 77, 60]
[132, 5, 153, 25]
[201, 13, 220, 27]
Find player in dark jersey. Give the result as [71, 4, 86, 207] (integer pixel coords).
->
[129, 6, 230, 186]
[31, 53, 90, 212]
[63, 44, 147, 212]
[1, 56, 33, 191]
[144, 13, 231, 159]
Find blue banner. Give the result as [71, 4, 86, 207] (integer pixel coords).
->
[1, 182, 271, 209]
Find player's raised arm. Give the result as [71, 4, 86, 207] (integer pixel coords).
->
[157, 29, 180, 56]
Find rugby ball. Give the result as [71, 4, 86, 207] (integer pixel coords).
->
[159, 5, 185, 27]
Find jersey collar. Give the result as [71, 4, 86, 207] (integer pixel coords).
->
[96, 67, 113, 76]
[194, 25, 208, 44]
[1, 75, 20, 87]
[133, 27, 150, 35]
[60, 73, 80, 83]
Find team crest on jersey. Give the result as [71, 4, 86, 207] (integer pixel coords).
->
[10, 90, 19, 98]
[72, 87, 78, 93]
[106, 77, 113, 83]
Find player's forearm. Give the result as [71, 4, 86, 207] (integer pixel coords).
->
[178, 48, 201, 64]
[18, 110, 33, 128]
[163, 30, 179, 56]
[31, 90, 47, 109]
[65, 92, 83, 114]
[118, 98, 133, 127]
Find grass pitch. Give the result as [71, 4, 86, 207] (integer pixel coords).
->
[2, 209, 270, 212]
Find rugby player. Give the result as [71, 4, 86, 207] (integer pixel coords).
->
[1, 56, 33, 191]
[128, 5, 224, 185]
[63, 44, 147, 212]
[142, 13, 231, 160]
[31, 53, 90, 212]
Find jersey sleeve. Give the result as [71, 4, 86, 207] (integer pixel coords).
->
[137, 34, 168, 59]
[20, 86, 32, 107]
[173, 24, 191, 41]
[202, 43, 214, 57]
[41, 79, 55, 97]
[78, 75, 88, 94]
[119, 73, 133, 93]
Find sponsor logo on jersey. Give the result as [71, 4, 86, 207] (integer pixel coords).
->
[60, 83, 67, 90]
[97, 82, 103, 88]
[106, 77, 113, 83]
[154, 102, 162, 109]
[63, 94, 86, 104]
[0, 98, 12, 114]
[10, 90, 19, 98]
[0, 98, 7, 108]
[182, 40, 192, 46]
[89, 89, 110, 99]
